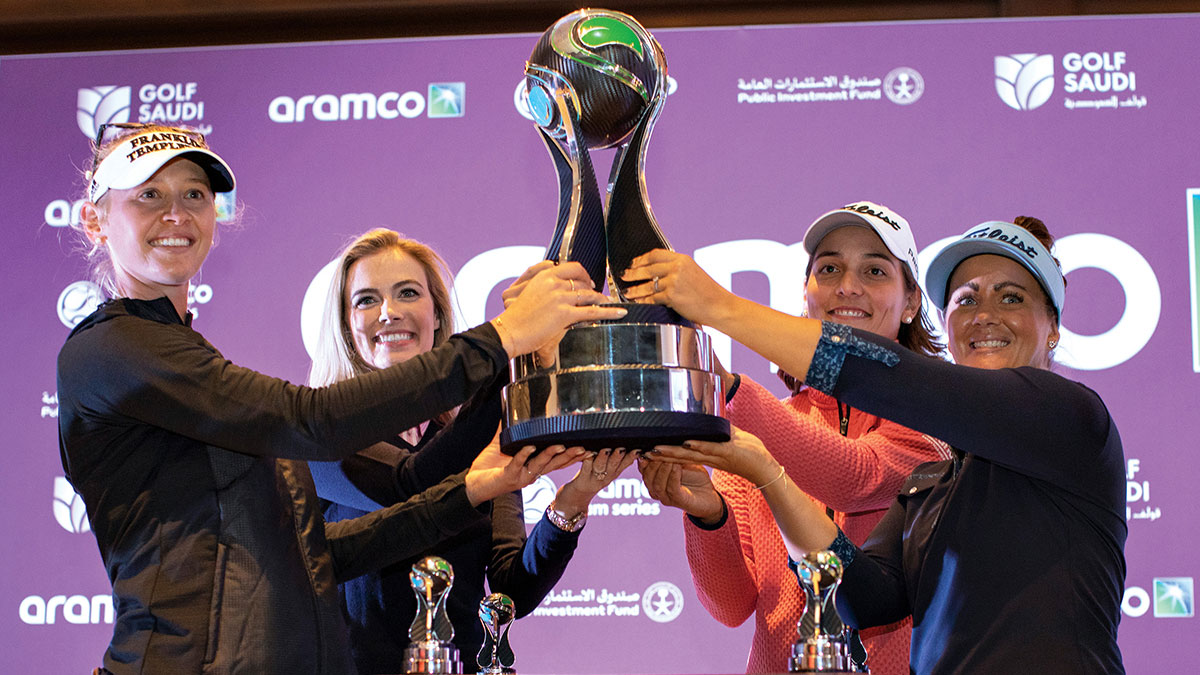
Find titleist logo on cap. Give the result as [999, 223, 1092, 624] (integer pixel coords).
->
[844, 202, 902, 231]
[963, 226, 1040, 259]
[122, 132, 206, 163]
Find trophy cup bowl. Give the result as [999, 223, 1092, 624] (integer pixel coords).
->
[502, 304, 728, 452]
[501, 8, 729, 454]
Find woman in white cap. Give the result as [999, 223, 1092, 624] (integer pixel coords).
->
[628, 216, 1125, 674]
[58, 123, 626, 675]
[637, 202, 949, 675]
[307, 229, 635, 673]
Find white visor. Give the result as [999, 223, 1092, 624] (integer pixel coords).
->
[89, 130, 235, 203]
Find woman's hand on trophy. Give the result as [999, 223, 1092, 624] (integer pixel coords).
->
[500, 260, 558, 307]
[492, 261, 624, 358]
[638, 459, 725, 526]
[621, 249, 734, 326]
[465, 440, 586, 506]
[552, 448, 638, 515]
[501, 260, 566, 367]
[649, 427, 782, 489]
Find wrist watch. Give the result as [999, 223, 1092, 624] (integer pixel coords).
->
[545, 501, 587, 532]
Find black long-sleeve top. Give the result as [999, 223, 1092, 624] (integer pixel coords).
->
[313, 373, 580, 673]
[807, 323, 1126, 674]
[56, 296, 510, 675]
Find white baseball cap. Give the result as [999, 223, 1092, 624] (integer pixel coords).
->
[925, 221, 1065, 318]
[88, 128, 235, 203]
[803, 201, 920, 282]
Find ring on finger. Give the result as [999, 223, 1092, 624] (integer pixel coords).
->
[593, 470, 609, 479]
[653, 276, 661, 293]
[569, 279, 576, 292]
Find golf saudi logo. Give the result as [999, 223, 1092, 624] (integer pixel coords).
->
[77, 86, 132, 138]
[995, 54, 1054, 110]
[53, 477, 91, 533]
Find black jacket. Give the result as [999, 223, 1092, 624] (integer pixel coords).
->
[57, 296, 509, 674]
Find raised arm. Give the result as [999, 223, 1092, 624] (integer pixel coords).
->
[625, 250, 1112, 486]
[729, 377, 950, 513]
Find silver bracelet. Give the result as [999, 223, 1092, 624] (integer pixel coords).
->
[754, 465, 786, 491]
[545, 502, 587, 532]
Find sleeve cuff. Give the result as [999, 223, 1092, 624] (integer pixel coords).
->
[724, 373, 742, 403]
[686, 495, 729, 531]
[806, 321, 901, 395]
[786, 526, 858, 575]
[827, 526, 858, 567]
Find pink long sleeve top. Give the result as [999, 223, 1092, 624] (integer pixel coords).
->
[684, 376, 951, 674]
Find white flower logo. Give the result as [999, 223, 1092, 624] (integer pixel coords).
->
[53, 477, 91, 533]
[995, 54, 1054, 110]
[522, 475, 558, 524]
[76, 86, 132, 138]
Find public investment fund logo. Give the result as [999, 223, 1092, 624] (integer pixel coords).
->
[642, 581, 684, 623]
[884, 67, 924, 105]
[77, 86, 132, 138]
[995, 54, 1054, 110]
[1153, 578, 1194, 618]
[427, 83, 466, 118]
[53, 477, 91, 533]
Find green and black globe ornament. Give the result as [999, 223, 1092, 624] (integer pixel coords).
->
[501, 9, 729, 454]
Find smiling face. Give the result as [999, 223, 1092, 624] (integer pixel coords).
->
[345, 248, 440, 369]
[84, 157, 216, 310]
[944, 254, 1060, 370]
[805, 225, 920, 340]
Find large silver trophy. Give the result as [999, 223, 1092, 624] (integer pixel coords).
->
[476, 593, 516, 674]
[500, 8, 729, 453]
[404, 557, 461, 674]
[790, 551, 865, 673]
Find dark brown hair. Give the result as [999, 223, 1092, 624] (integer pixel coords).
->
[1012, 215, 1066, 323]
[779, 255, 944, 393]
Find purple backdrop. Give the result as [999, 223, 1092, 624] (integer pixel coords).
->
[2, 12, 1196, 673]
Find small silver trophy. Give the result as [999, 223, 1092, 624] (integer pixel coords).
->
[501, 8, 728, 454]
[476, 593, 516, 674]
[403, 557, 461, 674]
[790, 550, 862, 673]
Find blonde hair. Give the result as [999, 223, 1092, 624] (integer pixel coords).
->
[308, 228, 456, 391]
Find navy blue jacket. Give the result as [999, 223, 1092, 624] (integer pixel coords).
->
[814, 326, 1126, 674]
[313, 370, 580, 674]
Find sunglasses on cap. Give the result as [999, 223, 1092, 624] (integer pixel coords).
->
[89, 123, 208, 176]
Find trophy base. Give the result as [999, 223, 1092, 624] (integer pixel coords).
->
[789, 635, 855, 673]
[500, 409, 730, 453]
[403, 640, 462, 674]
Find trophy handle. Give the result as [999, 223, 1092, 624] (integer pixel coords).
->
[526, 65, 608, 292]
[604, 68, 671, 300]
[798, 592, 845, 638]
[483, 621, 515, 670]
